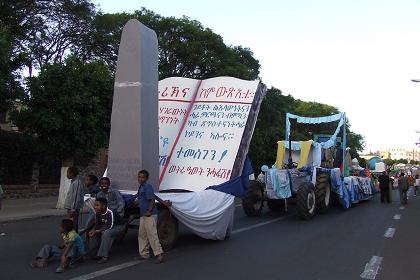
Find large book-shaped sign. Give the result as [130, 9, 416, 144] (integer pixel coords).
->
[158, 77, 264, 192]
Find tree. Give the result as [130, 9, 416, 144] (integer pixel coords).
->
[248, 87, 295, 170]
[383, 159, 395, 167]
[0, 24, 24, 113]
[0, 0, 96, 113]
[11, 56, 113, 162]
[77, 8, 260, 80]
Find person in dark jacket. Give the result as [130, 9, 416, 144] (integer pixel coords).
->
[333, 142, 344, 168]
[399, 172, 409, 205]
[378, 171, 391, 203]
[84, 175, 100, 196]
[87, 197, 125, 264]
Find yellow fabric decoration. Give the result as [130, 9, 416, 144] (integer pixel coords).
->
[298, 141, 312, 168]
[276, 141, 285, 168]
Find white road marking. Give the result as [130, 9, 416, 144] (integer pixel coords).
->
[393, 214, 401, 220]
[384, 228, 396, 238]
[360, 256, 383, 279]
[69, 260, 146, 280]
[399, 206, 405, 210]
[231, 215, 294, 235]
[71, 215, 294, 279]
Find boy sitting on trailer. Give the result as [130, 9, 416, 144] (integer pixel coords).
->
[86, 197, 125, 264]
[30, 219, 85, 273]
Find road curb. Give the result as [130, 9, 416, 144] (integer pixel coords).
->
[0, 211, 67, 223]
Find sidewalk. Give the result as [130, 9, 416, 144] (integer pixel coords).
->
[0, 196, 66, 222]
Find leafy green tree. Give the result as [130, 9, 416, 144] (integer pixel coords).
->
[11, 56, 113, 162]
[0, 0, 96, 113]
[0, 25, 23, 113]
[249, 87, 295, 170]
[383, 159, 396, 167]
[77, 8, 260, 80]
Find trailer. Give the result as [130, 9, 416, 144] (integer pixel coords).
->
[242, 112, 375, 219]
[92, 19, 267, 249]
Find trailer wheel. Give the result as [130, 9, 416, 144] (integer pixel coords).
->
[267, 199, 286, 212]
[315, 173, 331, 214]
[157, 208, 178, 250]
[296, 182, 316, 220]
[242, 180, 264, 217]
[114, 224, 129, 244]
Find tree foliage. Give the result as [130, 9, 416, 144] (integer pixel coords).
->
[11, 56, 113, 160]
[77, 8, 260, 80]
[0, 0, 96, 112]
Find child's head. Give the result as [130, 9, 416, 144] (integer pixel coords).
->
[67, 167, 79, 180]
[61, 219, 74, 233]
[94, 197, 108, 213]
[99, 177, 111, 193]
[85, 174, 98, 187]
[137, 170, 149, 185]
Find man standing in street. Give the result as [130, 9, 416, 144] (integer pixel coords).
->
[398, 172, 409, 205]
[378, 171, 391, 203]
[64, 167, 84, 232]
[136, 170, 164, 264]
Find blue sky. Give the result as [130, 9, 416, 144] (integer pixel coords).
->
[95, 0, 420, 152]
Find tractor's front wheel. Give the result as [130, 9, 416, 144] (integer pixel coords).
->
[296, 182, 316, 220]
[315, 173, 331, 214]
[242, 180, 264, 217]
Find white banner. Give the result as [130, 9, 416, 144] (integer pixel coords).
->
[158, 77, 259, 192]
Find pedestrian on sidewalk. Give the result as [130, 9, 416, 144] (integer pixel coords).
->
[415, 175, 420, 196]
[30, 219, 85, 273]
[135, 170, 164, 264]
[64, 167, 85, 232]
[378, 171, 391, 203]
[86, 197, 125, 264]
[398, 172, 409, 205]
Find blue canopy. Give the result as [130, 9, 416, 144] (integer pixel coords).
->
[285, 112, 347, 176]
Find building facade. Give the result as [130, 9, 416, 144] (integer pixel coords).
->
[386, 148, 420, 161]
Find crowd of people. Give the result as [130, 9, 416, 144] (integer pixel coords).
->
[30, 167, 165, 273]
[378, 170, 419, 205]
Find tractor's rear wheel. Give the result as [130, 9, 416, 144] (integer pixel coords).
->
[330, 192, 340, 207]
[242, 180, 264, 217]
[267, 199, 286, 212]
[157, 208, 178, 250]
[315, 173, 331, 214]
[296, 182, 316, 220]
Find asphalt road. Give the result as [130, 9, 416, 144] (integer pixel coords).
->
[1, 190, 418, 280]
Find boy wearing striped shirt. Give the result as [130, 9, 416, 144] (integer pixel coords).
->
[87, 197, 125, 264]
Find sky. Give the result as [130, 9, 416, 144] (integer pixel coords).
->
[95, 0, 420, 153]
